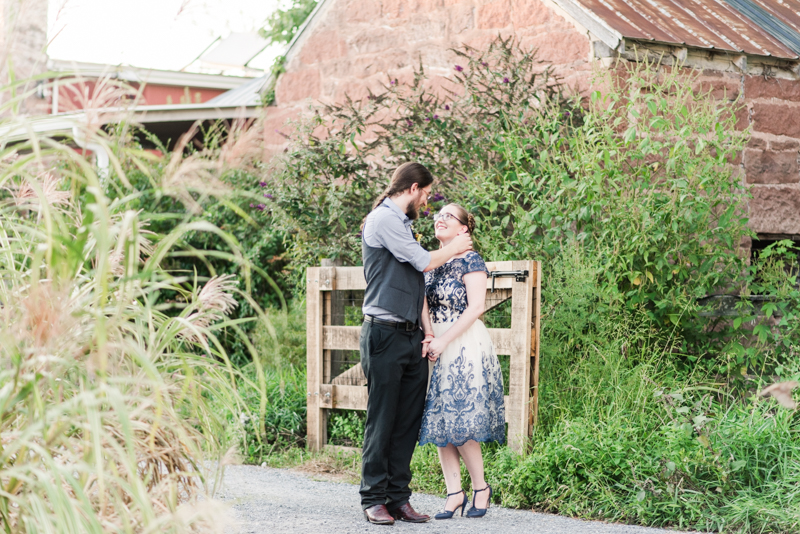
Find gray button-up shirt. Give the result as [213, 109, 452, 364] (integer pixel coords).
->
[362, 197, 431, 322]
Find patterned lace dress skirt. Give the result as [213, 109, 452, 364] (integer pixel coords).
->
[418, 319, 506, 447]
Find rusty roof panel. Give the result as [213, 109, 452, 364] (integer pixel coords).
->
[574, 0, 800, 59]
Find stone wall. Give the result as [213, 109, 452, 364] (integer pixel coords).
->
[0, 0, 50, 116]
[263, 0, 593, 151]
[264, 0, 800, 239]
[690, 70, 800, 237]
[742, 76, 800, 237]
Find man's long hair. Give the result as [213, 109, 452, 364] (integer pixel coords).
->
[371, 162, 434, 210]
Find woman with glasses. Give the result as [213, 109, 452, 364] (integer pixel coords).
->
[418, 204, 505, 520]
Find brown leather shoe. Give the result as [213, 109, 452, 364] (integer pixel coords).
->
[390, 502, 430, 523]
[364, 504, 395, 525]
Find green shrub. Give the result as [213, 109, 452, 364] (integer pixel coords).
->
[328, 410, 366, 448]
[117, 125, 291, 366]
[238, 364, 307, 464]
[266, 36, 569, 286]
[0, 101, 258, 531]
[250, 301, 307, 370]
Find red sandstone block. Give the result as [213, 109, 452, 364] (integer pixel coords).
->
[735, 106, 749, 131]
[333, 76, 388, 103]
[405, 13, 448, 42]
[350, 28, 403, 55]
[751, 103, 800, 137]
[749, 184, 800, 234]
[339, 49, 411, 79]
[477, 0, 512, 29]
[745, 76, 800, 102]
[275, 68, 321, 104]
[344, 0, 382, 22]
[523, 31, 589, 64]
[772, 138, 800, 151]
[447, 4, 474, 34]
[747, 136, 768, 149]
[692, 77, 740, 100]
[383, 0, 445, 19]
[299, 30, 348, 65]
[744, 148, 799, 184]
[511, 0, 550, 28]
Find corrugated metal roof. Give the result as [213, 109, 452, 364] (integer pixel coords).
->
[572, 0, 800, 59]
[206, 75, 269, 107]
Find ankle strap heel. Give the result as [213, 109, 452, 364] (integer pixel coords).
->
[434, 490, 468, 520]
[466, 484, 492, 518]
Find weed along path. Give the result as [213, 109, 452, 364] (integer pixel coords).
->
[219, 466, 689, 534]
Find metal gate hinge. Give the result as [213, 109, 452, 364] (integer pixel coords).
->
[489, 270, 529, 292]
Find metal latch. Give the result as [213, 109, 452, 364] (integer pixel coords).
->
[489, 270, 528, 292]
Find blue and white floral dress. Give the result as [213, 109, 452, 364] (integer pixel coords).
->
[418, 251, 506, 447]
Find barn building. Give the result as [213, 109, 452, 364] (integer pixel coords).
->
[258, 0, 800, 245]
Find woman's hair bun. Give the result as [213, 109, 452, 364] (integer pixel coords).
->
[446, 203, 476, 235]
[466, 212, 476, 234]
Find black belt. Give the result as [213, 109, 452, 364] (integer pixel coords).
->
[364, 315, 419, 332]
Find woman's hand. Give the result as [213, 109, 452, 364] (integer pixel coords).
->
[426, 337, 448, 361]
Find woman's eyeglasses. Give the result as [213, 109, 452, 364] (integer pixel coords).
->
[433, 212, 465, 224]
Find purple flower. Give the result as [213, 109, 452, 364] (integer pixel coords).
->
[432, 192, 445, 202]
[454, 65, 464, 72]
[256, 204, 266, 211]
[264, 193, 273, 199]
[503, 77, 509, 84]
[481, 61, 488, 67]
[406, 119, 413, 127]
[249, 203, 255, 208]
[421, 208, 431, 217]
[444, 105, 450, 111]
[259, 181, 267, 187]
[425, 117, 431, 121]
[390, 79, 396, 85]
[563, 111, 571, 117]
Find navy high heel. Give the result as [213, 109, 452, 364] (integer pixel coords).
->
[434, 490, 468, 520]
[466, 485, 492, 518]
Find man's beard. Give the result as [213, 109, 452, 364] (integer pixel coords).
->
[405, 201, 419, 221]
[405, 192, 425, 220]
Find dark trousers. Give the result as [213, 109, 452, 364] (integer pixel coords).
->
[359, 321, 427, 511]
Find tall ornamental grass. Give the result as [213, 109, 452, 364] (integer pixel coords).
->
[0, 86, 267, 532]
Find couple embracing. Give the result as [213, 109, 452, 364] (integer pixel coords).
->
[359, 162, 506, 525]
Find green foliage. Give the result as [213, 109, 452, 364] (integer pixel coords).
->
[260, 55, 287, 106]
[238, 363, 307, 463]
[721, 240, 800, 379]
[236, 38, 800, 532]
[328, 410, 366, 447]
[234, 303, 308, 463]
[468, 57, 749, 346]
[250, 301, 307, 370]
[259, 0, 318, 44]
[116, 123, 291, 365]
[266, 37, 568, 284]
[0, 104, 259, 531]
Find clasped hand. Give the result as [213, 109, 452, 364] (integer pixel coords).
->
[422, 337, 447, 361]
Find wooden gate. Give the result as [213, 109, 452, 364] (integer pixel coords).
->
[306, 260, 541, 454]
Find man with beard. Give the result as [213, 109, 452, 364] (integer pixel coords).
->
[360, 162, 473, 525]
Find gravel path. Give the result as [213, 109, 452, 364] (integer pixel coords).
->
[219, 465, 689, 534]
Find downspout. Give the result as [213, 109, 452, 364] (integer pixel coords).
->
[72, 125, 110, 180]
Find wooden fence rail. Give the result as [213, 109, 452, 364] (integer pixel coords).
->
[306, 260, 541, 454]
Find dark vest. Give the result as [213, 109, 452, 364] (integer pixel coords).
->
[362, 230, 425, 324]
